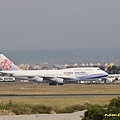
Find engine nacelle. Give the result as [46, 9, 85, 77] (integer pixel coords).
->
[33, 76, 43, 82]
[51, 78, 64, 84]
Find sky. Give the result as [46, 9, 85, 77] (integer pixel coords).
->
[0, 0, 120, 50]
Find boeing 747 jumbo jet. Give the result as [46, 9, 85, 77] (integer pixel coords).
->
[0, 54, 108, 85]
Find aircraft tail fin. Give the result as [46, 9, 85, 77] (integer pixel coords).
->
[0, 54, 20, 71]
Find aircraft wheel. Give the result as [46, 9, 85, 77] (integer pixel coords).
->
[58, 83, 63, 85]
[49, 82, 57, 85]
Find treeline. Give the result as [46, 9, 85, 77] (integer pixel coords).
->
[100, 65, 120, 74]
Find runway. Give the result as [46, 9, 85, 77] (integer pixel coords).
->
[0, 94, 120, 98]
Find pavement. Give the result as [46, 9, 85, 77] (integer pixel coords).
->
[0, 110, 86, 120]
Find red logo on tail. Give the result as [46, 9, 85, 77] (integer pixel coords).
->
[1, 59, 12, 70]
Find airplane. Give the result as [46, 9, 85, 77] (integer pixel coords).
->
[106, 74, 120, 82]
[97, 74, 120, 84]
[0, 54, 108, 85]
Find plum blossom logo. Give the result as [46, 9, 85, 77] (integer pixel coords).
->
[1, 59, 12, 70]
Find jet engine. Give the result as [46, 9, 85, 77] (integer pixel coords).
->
[51, 78, 64, 85]
[33, 76, 43, 82]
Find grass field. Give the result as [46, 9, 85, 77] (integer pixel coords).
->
[0, 96, 116, 114]
[0, 82, 119, 106]
[0, 82, 120, 95]
[0, 82, 119, 114]
[0, 96, 115, 107]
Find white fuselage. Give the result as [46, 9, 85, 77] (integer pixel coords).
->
[1, 67, 108, 81]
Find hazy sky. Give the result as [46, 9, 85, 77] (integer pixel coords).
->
[0, 0, 120, 50]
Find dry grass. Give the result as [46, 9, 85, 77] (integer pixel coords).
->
[0, 96, 115, 109]
[0, 83, 119, 111]
[0, 82, 119, 95]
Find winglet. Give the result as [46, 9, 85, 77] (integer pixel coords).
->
[0, 54, 20, 71]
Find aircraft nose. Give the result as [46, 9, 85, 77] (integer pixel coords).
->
[104, 71, 108, 77]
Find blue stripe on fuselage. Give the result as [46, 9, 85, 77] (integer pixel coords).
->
[76, 73, 108, 80]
